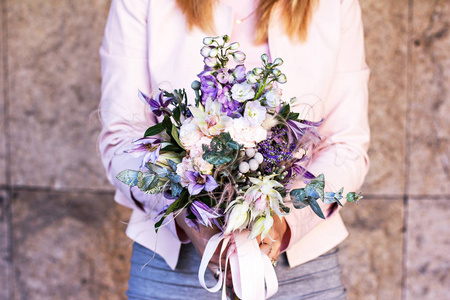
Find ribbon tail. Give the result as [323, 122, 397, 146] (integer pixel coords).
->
[262, 254, 278, 299]
[198, 233, 227, 293]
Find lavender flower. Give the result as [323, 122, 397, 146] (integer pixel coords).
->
[125, 137, 162, 169]
[217, 85, 243, 116]
[257, 127, 296, 173]
[185, 171, 219, 195]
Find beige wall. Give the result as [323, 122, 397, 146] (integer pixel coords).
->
[0, 0, 449, 299]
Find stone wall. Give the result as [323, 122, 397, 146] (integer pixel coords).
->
[0, 0, 448, 299]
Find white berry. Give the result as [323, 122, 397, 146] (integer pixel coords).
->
[254, 152, 264, 164]
[239, 161, 250, 173]
[245, 148, 256, 158]
[249, 159, 259, 171]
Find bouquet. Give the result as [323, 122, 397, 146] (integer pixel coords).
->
[117, 35, 361, 299]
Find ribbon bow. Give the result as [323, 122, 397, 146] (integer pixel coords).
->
[198, 230, 278, 299]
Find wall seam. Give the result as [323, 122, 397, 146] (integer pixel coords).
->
[402, 0, 414, 299]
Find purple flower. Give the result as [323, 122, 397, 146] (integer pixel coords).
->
[216, 68, 230, 84]
[232, 65, 247, 83]
[186, 201, 222, 231]
[138, 90, 171, 117]
[185, 171, 218, 195]
[286, 119, 323, 143]
[199, 74, 221, 103]
[125, 137, 161, 169]
[217, 85, 243, 116]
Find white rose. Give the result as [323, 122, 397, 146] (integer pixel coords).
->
[231, 83, 255, 102]
[193, 156, 214, 175]
[188, 136, 213, 159]
[179, 122, 204, 148]
[226, 118, 267, 148]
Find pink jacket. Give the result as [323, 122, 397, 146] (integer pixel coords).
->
[99, 0, 370, 270]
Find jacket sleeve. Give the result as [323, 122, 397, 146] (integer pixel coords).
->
[98, 0, 180, 239]
[284, 0, 370, 250]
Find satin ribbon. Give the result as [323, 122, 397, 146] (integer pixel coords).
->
[198, 230, 278, 300]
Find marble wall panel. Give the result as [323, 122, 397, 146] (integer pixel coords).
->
[339, 199, 404, 300]
[405, 199, 450, 300]
[11, 190, 132, 300]
[0, 0, 6, 185]
[409, 0, 450, 195]
[0, 190, 13, 300]
[7, 0, 113, 190]
[359, 0, 409, 195]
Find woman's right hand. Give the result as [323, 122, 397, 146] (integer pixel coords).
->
[174, 211, 229, 283]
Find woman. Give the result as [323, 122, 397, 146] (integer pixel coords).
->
[99, 0, 370, 299]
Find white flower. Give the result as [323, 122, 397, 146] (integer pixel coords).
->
[224, 199, 250, 234]
[188, 136, 212, 158]
[179, 122, 204, 148]
[245, 176, 288, 217]
[231, 83, 255, 102]
[176, 157, 194, 187]
[226, 118, 267, 148]
[265, 89, 282, 108]
[244, 101, 267, 126]
[249, 214, 274, 240]
[189, 98, 231, 136]
[193, 156, 214, 175]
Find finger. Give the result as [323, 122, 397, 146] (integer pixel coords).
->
[259, 241, 272, 255]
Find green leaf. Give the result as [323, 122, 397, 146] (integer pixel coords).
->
[324, 188, 344, 206]
[171, 124, 185, 149]
[144, 123, 165, 137]
[308, 198, 325, 219]
[202, 132, 241, 166]
[154, 190, 189, 232]
[305, 174, 325, 201]
[290, 188, 308, 209]
[288, 112, 300, 120]
[173, 106, 181, 123]
[161, 144, 182, 152]
[116, 170, 140, 186]
[137, 172, 158, 191]
[162, 115, 172, 131]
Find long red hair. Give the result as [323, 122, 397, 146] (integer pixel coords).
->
[175, 0, 318, 44]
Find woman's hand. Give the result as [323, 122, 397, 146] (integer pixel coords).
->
[257, 215, 290, 265]
[174, 211, 228, 280]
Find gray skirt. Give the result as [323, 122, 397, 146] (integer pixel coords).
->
[127, 242, 346, 300]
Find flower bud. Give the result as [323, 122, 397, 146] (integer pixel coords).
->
[252, 67, 264, 75]
[232, 51, 246, 63]
[272, 68, 281, 77]
[245, 148, 256, 158]
[225, 202, 250, 234]
[200, 46, 212, 57]
[209, 48, 218, 58]
[191, 80, 201, 90]
[261, 54, 269, 65]
[272, 58, 283, 67]
[229, 42, 240, 50]
[203, 37, 213, 45]
[246, 73, 258, 84]
[204, 57, 218, 68]
[276, 74, 287, 84]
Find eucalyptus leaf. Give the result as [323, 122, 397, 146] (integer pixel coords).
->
[308, 197, 325, 219]
[145, 163, 168, 177]
[171, 181, 183, 197]
[116, 170, 140, 187]
[305, 174, 325, 201]
[347, 192, 363, 203]
[323, 188, 344, 206]
[137, 172, 157, 190]
[167, 171, 181, 183]
[167, 159, 179, 172]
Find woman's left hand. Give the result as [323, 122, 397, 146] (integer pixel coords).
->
[256, 215, 290, 265]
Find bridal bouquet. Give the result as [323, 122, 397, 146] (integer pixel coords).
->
[117, 35, 361, 299]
